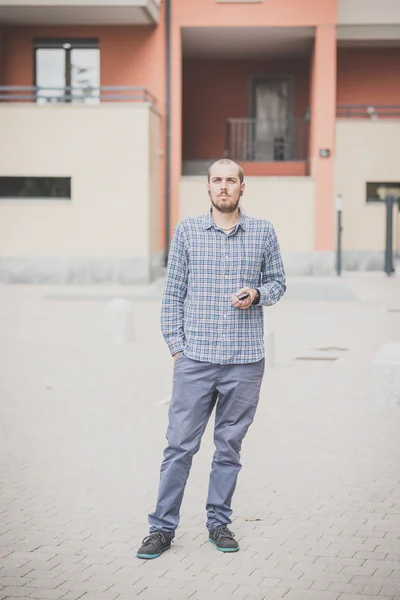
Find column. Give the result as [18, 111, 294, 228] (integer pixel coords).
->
[309, 25, 337, 260]
[170, 18, 182, 235]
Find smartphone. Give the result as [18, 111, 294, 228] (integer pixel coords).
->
[237, 292, 250, 301]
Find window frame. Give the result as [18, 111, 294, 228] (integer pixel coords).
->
[0, 176, 72, 201]
[33, 38, 99, 101]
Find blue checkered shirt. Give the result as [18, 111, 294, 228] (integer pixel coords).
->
[161, 209, 286, 364]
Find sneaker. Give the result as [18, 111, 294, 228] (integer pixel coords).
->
[209, 525, 239, 552]
[136, 531, 172, 559]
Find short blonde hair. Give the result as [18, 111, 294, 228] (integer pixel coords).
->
[208, 159, 244, 184]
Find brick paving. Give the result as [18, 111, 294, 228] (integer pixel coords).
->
[0, 273, 400, 600]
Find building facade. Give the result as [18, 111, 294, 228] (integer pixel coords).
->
[0, 0, 399, 282]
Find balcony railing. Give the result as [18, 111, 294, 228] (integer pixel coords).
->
[225, 118, 309, 162]
[337, 105, 400, 119]
[0, 86, 157, 105]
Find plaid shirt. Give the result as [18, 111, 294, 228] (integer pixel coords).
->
[161, 209, 286, 364]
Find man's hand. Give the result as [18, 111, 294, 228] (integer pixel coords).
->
[231, 287, 257, 310]
[173, 352, 181, 361]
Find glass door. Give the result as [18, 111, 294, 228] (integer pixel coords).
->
[34, 39, 100, 104]
[70, 48, 100, 104]
[35, 48, 66, 104]
[253, 79, 293, 161]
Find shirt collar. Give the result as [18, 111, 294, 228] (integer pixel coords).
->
[203, 207, 247, 232]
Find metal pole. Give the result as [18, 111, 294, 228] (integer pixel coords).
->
[164, 0, 171, 267]
[396, 200, 400, 261]
[385, 195, 394, 276]
[335, 194, 343, 276]
[337, 209, 342, 276]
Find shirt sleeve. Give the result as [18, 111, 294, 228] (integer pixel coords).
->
[161, 222, 188, 355]
[257, 223, 286, 306]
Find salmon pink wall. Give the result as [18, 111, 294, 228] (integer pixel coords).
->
[310, 26, 336, 252]
[337, 48, 400, 106]
[174, 0, 336, 27]
[241, 162, 307, 176]
[182, 58, 310, 160]
[2, 25, 165, 106]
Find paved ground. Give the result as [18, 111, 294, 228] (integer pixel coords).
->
[1, 273, 400, 600]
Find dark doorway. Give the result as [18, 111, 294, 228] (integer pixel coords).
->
[251, 77, 294, 160]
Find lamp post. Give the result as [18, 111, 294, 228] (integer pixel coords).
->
[335, 194, 343, 276]
[377, 186, 400, 276]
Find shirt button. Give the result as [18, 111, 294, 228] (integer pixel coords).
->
[224, 314, 227, 318]
[226, 255, 229, 259]
[225, 274, 228, 278]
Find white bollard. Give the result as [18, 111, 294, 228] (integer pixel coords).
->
[105, 298, 134, 344]
[373, 343, 400, 407]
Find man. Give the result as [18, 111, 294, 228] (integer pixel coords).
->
[137, 159, 286, 559]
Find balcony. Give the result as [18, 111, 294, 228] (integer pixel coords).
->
[183, 118, 310, 177]
[337, 105, 400, 119]
[181, 26, 313, 177]
[225, 118, 309, 161]
[0, 0, 161, 26]
[0, 85, 157, 105]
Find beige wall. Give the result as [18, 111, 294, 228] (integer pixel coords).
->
[180, 177, 315, 253]
[0, 103, 158, 258]
[338, 0, 400, 25]
[148, 108, 161, 255]
[335, 121, 400, 253]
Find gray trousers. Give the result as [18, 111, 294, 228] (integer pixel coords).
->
[148, 354, 265, 535]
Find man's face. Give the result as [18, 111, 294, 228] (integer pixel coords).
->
[208, 163, 244, 214]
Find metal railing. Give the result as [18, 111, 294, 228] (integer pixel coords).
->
[0, 86, 157, 105]
[337, 105, 400, 118]
[225, 118, 309, 162]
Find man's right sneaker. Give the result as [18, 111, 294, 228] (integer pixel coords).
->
[136, 531, 172, 559]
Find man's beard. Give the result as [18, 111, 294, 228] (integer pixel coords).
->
[210, 194, 240, 214]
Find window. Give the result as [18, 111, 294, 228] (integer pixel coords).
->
[34, 38, 100, 104]
[367, 182, 400, 202]
[0, 177, 71, 199]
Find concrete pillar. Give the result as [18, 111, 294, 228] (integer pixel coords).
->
[310, 26, 337, 268]
[170, 12, 182, 234]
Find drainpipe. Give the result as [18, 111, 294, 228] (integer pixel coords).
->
[164, 0, 171, 266]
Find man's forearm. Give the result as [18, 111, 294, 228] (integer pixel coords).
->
[257, 223, 286, 307]
[257, 280, 285, 307]
[160, 222, 188, 355]
[161, 296, 185, 356]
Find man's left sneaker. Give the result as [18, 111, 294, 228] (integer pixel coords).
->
[209, 525, 239, 552]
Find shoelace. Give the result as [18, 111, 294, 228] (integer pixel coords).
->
[142, 531, 169, 546]
[213, 525, 235, 542]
